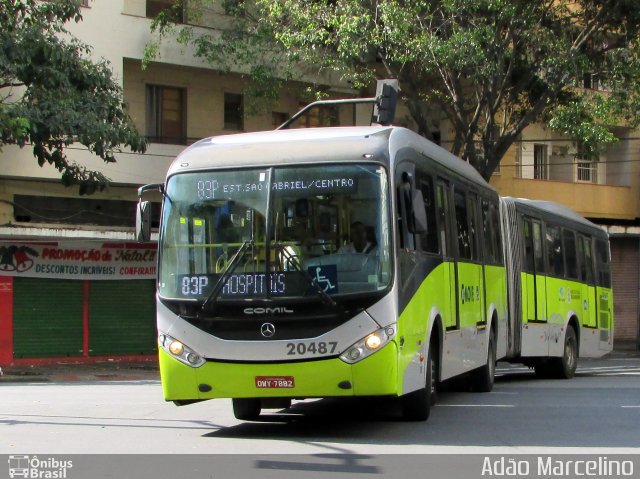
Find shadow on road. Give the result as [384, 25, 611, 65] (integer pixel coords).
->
[203, 369, 640, 449]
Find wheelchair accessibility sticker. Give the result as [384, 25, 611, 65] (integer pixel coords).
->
[308, 265, 338, 294]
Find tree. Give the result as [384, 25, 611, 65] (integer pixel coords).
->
[1, 0, 146, 194]
[149, 0, 640, 180]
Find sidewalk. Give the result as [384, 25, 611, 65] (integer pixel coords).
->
[0, 359, 159, 383]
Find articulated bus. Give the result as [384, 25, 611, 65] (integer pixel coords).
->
[501, 197, 613, 378]
[137, 125, 612, 421]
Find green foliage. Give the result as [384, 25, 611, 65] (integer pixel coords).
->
[148, 0, 640, 180]
[1, 0, 146, 194]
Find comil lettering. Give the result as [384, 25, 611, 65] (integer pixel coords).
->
[244, 307, 294, 315]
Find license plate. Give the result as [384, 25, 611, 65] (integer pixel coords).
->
[255, 376, 295, 388]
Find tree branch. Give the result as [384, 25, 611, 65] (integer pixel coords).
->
[0, 82, 25, 89]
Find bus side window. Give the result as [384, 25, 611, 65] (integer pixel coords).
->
[481, 200, 495, 264]
[416, 173, 439, 254]
[396, 177, 412, 250]
[436, 182, 450, 257]
[581, 235, 595, 285]
[467, 193, 479, 261]
[491, 202, 503, 264]
[563, 229, 578, 280]
[595, 239, 612, 288]
[546, 224, 564, 277]
[577, 235, 586, 281]
[523, 218, 534, 273]
[454, 188, 471, 260]
[532, 221, 544, 273]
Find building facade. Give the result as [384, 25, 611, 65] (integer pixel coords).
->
[0, 0, 365, 366]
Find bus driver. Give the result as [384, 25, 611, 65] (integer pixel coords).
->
[339, 221, 377, 254]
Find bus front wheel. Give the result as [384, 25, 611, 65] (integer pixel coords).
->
[232, 398, 261, 421]
[401, 345, 436, 421]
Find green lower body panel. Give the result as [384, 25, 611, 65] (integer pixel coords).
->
[159, 342, 399, 401]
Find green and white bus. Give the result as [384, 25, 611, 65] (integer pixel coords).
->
[501, 197, 613, 378]
[138, 125, 509, 421]
[137, 125, 612, 422]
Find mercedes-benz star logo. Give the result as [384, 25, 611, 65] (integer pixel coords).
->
[260, 322, 276, 338]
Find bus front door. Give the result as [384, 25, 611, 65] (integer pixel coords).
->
[578, 235, 597, 328]
[436, 181, 456, 330]
[532, 221, 547, 323]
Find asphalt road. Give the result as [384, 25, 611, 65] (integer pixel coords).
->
[1, 355, 639, 455]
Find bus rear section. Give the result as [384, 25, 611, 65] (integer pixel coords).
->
[501, 197, 614, 378]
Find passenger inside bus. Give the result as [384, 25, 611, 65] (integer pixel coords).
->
[217, 213, 239, 243]
[338, 221, 377, 254]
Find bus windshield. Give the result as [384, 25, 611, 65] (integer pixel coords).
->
[158, 164, 391, 303]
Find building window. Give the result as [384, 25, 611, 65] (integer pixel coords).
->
[576, 160, 598, 182]
[146, 85, 187, 144]
[515, 143, 523, 178]
[575, 144, 598, 183]
[533, 144, 548, 180]
[146, 0, 184, 22]
[224, 93, 244, 130]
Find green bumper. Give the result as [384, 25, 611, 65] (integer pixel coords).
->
[159, 342, 399, 401]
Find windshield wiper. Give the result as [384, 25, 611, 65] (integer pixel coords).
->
[275, 244, 338, 308]
[199, 239, 252, 315]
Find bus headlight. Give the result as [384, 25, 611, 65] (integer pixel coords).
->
[158, 333, 205, 368]
[339, 324, 396, 364]
[365, 333, 383, 350]
[169, 340, 184, 356]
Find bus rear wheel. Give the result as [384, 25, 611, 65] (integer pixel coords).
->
[553, 326, 578, 379]
[401, 345, 436, 421]
[471, 333, 496, 392]
[232, 398, 261, 421]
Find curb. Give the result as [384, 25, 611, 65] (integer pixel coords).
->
[0, 361, 160, 383]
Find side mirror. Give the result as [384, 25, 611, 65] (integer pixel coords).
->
[136, 201, 152, 242]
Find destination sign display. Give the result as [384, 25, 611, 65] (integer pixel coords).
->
[196, 175, 358, 200]
[177, 272, 309, 298]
